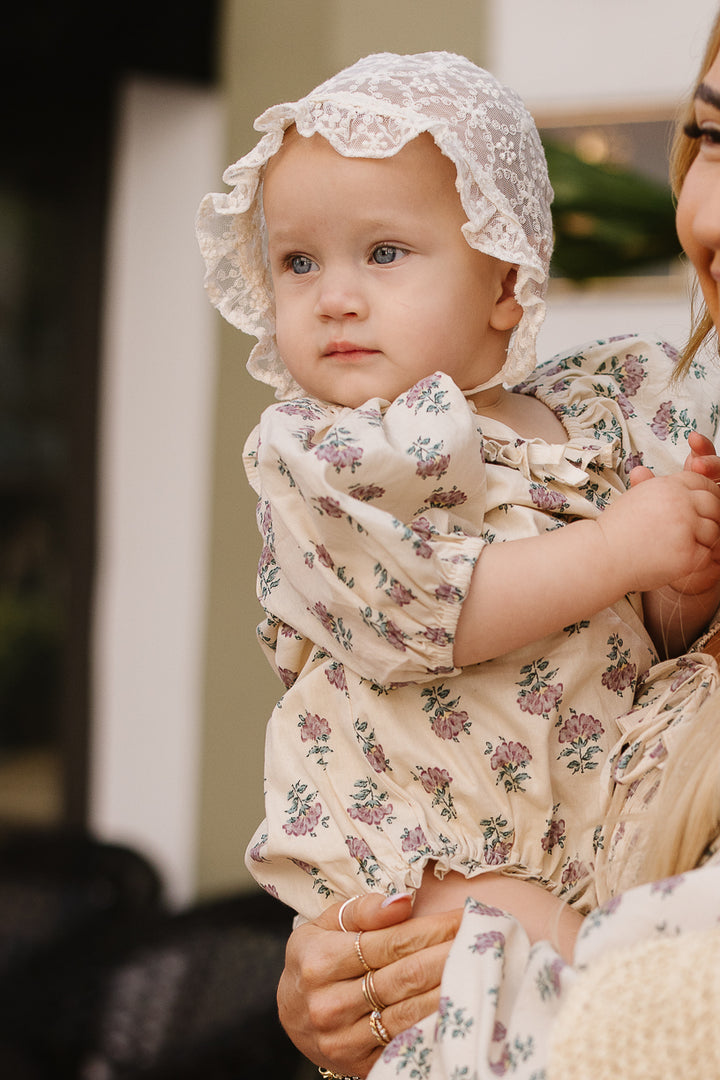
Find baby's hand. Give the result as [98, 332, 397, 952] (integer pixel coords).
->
[599, 471, 720, 596]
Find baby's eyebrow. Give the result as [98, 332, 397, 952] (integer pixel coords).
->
[695, 81, 720, 110]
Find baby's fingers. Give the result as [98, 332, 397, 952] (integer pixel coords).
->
[628, 464, 654, 487]
[688, 431, 716, 457]
[696, 483, 720, 524]
[693, 515, 720, 555]
[691, 455, 720, 482]
[686, 431, 720, 481]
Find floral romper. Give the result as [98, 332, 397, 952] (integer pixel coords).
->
[243, 335, 720, 920]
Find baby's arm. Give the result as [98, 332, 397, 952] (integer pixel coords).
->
[412, 868, 582, 964]
[454, 470, 720, 666]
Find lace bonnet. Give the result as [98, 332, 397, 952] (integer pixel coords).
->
[196, 51, 554, 400]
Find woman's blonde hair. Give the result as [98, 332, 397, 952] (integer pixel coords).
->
[637, 695, 720, 883]
[594, 685, 720, 900]
[672, 8, 720, 375]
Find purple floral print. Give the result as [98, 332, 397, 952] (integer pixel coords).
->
[401, 825, 429, 852]
[349, 482, 385, 501]
[488, 739, 533, 793]
[315, 427, 364, 471]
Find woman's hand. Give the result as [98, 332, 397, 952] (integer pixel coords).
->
[277, 892, 463, 1078]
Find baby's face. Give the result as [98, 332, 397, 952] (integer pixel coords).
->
[263, 131, 518, 407]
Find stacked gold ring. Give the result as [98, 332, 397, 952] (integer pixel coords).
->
[354, 931, 372, 973]
[369, 1009, 391, 1047]
[362, 969, 387, 1012]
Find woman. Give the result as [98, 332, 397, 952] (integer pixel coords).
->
[278, 11, 720, 1078]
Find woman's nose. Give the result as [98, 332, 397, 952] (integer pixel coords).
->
[314, 268, 369, 320]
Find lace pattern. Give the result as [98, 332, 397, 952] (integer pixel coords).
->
[196, 52, 554, 399]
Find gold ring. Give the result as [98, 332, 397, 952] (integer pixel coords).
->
[354, 931, 371, 973]
[362, 969, 387, 1012]
[337, 895, 360, 932]
[370, 1009, 391, 1047]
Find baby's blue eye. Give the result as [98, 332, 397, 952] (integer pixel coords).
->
[289, 254, 316, 274]
[372, 245, 403, 265]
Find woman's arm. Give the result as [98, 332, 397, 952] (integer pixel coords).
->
[454, 470, 720, 666]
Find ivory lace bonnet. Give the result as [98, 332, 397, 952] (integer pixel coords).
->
[196, 51, 554, 400]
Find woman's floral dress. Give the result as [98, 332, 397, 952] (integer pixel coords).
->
[243, 335, 720, 920]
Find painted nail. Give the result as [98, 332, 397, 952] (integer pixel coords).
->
[381, 891, 413, 908]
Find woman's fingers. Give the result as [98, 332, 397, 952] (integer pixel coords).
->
[334, 892, 463, 963]
[318, 921, 455, 1073]
[282, 916, 360, 990]
[313, 983, 445, 1079]
[277, 895, 463, 1078]
[358, 906, 464, 969]
[278, 938, 368, 1072]
[285, 898, 459, 1001]
[331, 891, 416, 933]
[371, 939, 453, 1006]
[384, 986, 444, 1039]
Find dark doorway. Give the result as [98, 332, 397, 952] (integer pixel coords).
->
[0, 3, 218, 825]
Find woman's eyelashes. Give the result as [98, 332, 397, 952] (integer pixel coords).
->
[684, 121, 720, 147]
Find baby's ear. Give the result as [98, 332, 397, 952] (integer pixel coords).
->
[490, 265, 523, 332]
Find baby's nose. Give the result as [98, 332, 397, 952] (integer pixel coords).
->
[314, 269, 369, 320]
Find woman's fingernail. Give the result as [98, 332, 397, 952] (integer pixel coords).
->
[381, 892, 413, 908]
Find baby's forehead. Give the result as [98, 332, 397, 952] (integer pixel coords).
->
[262, 131, 464, 231]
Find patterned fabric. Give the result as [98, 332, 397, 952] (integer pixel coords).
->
[368, 854, 720, 1080]
[195, 51, 553, 399]
[243, 334, 720, 920]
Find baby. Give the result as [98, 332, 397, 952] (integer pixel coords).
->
[196, 52, 720, 935]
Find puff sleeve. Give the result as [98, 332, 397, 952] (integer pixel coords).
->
[244, 373, 487, 685]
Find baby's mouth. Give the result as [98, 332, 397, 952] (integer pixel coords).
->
[323, 341, 379, 359]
